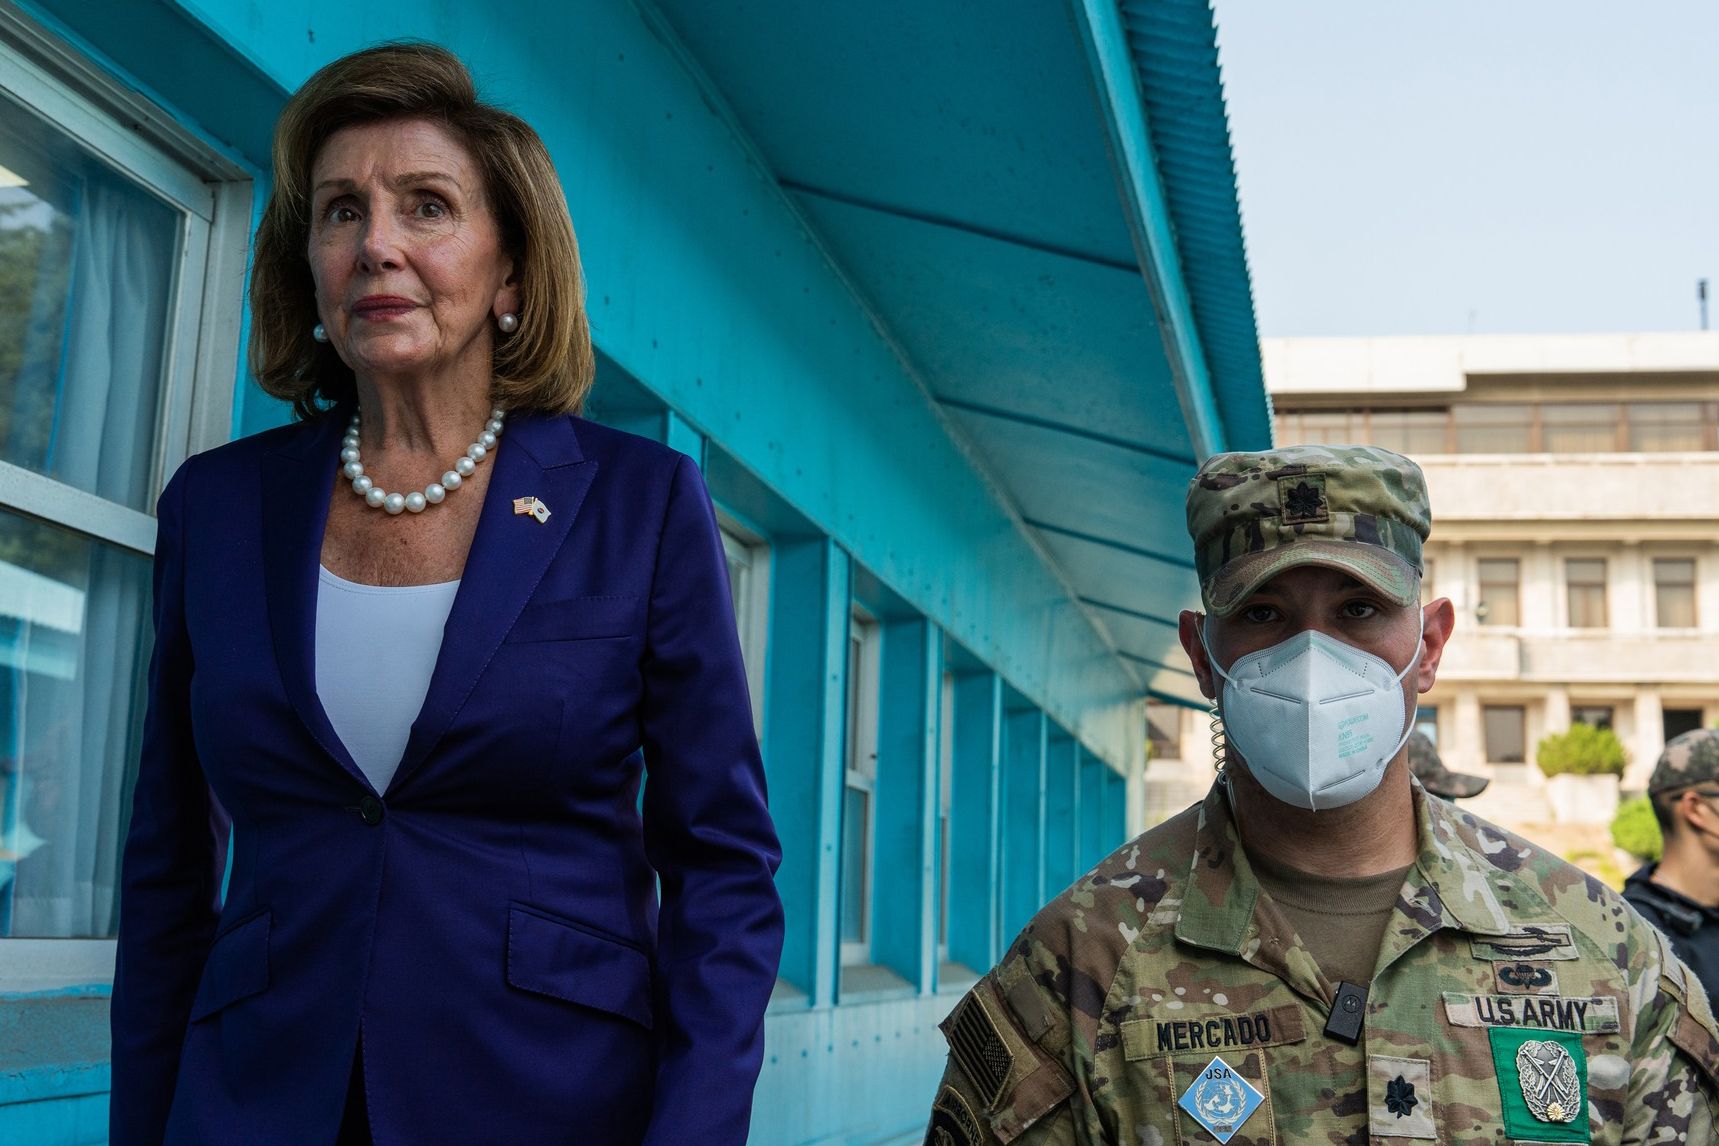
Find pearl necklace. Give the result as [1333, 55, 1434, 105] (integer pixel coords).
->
[340, 407, 506, 516]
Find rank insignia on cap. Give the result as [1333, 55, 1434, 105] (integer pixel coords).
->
[1278, 474, 1329, 524]
[1177, 1055, 1264, 1143]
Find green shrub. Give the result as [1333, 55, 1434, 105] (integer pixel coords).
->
[1535, 723, 1627, 777]
[1610, 796, 1663, 862]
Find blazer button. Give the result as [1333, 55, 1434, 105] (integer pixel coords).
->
[358, 795, 384, 826]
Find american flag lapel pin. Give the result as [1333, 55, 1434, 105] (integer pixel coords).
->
[512, 496, 550, 524]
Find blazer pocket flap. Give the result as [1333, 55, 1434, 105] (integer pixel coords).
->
[505, 595, 642, 643]
[506, 903, 653, 1029]
[190, 909, 270, 1021]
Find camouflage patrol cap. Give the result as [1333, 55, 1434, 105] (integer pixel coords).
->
[1185, 444, 1432, 616]
[1407, 731, 1490, 799]
[1648, 729, 1719, 795]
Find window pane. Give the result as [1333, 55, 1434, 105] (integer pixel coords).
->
[0, 509, 151, 937]
[1413, 705, 1439, 745]
[1655, 558, 1698, 628]
[1571, 705, 1614, 731]
[0, 87, 181, 512]
[1483, 706, 1526, 763]
[1366, 409, 1448, 455]
[839, 786, 868, 945]
[1285, 411, 1356, 447]
[1453, 405, 1532, 454]
[846, 631, 862, 775]
[1566, 559, 1608, 628]
[1146, 705, 1179, 761]
[1628, 403, 1708, 452]
[1540, 403, 1618, 453]
[1476, 558, 1519, 626]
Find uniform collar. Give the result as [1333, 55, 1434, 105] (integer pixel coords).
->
[1173, 775, 1517, 1003]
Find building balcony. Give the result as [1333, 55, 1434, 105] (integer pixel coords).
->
[1419, 454, 1719, 525]
[1437, 629, 1719, 684]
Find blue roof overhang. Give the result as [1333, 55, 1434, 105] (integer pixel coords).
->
[653, 0, 1270, 708]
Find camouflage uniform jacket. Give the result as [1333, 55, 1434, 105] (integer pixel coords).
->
[927, 779, 1719, 1145]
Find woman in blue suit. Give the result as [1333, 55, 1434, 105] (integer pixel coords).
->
[109, 43, 784, 1145]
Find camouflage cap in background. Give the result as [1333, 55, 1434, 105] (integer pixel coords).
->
[1407, 731, 1489, 799]
[1648, 729, 1719, 795]
[1185, 444, 1432, 616]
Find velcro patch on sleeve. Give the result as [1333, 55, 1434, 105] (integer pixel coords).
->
[939, 978, 1075, 1142]
[1122, 1004, 1308, 1060]
[1671, 1006, 1719, 1091]
[1442, 992, 1620, 1034]
[926, 1085, 985, 1146]
[942, 990, 1015, 1109]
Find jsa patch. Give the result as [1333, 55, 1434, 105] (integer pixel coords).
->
[1442, 992, 1619, 1034]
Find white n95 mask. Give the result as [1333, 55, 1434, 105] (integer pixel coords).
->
[1200, 613, 1423, 811]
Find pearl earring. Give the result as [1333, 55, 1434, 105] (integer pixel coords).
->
[313, 323, 329, 343]
[497, 313, 519, 334]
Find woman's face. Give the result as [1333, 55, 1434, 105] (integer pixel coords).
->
[307, 118, 518, 386]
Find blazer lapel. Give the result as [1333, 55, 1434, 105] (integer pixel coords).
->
[261, 402, 369, 788]
[388, 412, 597, 793]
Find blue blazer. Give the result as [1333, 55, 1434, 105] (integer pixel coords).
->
[110, 406, 785, 1145]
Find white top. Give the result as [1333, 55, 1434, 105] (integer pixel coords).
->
[314, 565, 462, 795]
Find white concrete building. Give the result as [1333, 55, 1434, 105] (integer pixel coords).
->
[1147, 333, 1719, 820]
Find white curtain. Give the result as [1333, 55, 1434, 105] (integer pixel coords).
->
[3, 168, 173, 937]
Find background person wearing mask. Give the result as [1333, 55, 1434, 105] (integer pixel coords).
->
[923, 445, 1718, 1146]
[1623, 729, 1719, 1010]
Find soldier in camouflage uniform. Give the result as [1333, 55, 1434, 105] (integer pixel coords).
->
[925, 445, 1719, 1145]
[1623, 729, 1719, 1009]
[1406, 730, 1489, 800]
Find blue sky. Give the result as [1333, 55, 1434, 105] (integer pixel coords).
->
[1212, 1, 1719, 337]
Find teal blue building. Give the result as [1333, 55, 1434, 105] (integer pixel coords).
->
[0, 1, 1267, 1141]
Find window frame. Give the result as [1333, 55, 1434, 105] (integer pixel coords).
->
[936, 670, 954, 964]
[1653, 556, 1698, 631]
[1475, 557, 1521, 628]
[0, 8, 251, 986]
[1482, 704, 1528, 764]
[715, 511, 771, 735]
[1564, 557, 1610, 630]
[838, 606, 881, 967]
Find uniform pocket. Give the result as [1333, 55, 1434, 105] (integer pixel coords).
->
[504, 901, 654, 1029]
[189, 908, 270, 1021]
[503, 595, 642, 643]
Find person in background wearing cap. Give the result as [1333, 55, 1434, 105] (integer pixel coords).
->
[1406, 730, 1490, 801]
[922, 445, 1718, 1146]
[1623, 729, 1719, 1010]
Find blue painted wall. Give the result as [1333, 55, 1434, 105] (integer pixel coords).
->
[2, 2, 1260, 1142]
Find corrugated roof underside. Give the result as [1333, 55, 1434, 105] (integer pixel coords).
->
[1120, 0, 1272, 453]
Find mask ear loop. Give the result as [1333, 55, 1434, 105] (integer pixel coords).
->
[1198, 617, 1231, 777]
[1383, 607, 1429, 763]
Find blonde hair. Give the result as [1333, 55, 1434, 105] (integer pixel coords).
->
[250, 42, 594, 420]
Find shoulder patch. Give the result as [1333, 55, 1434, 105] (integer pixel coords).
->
[1671, 1007, 1719, 1092]
[926, 1085, 984, 1146]
[942, 990, 1014, 1109]
[938, 977, 1076, 1141]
